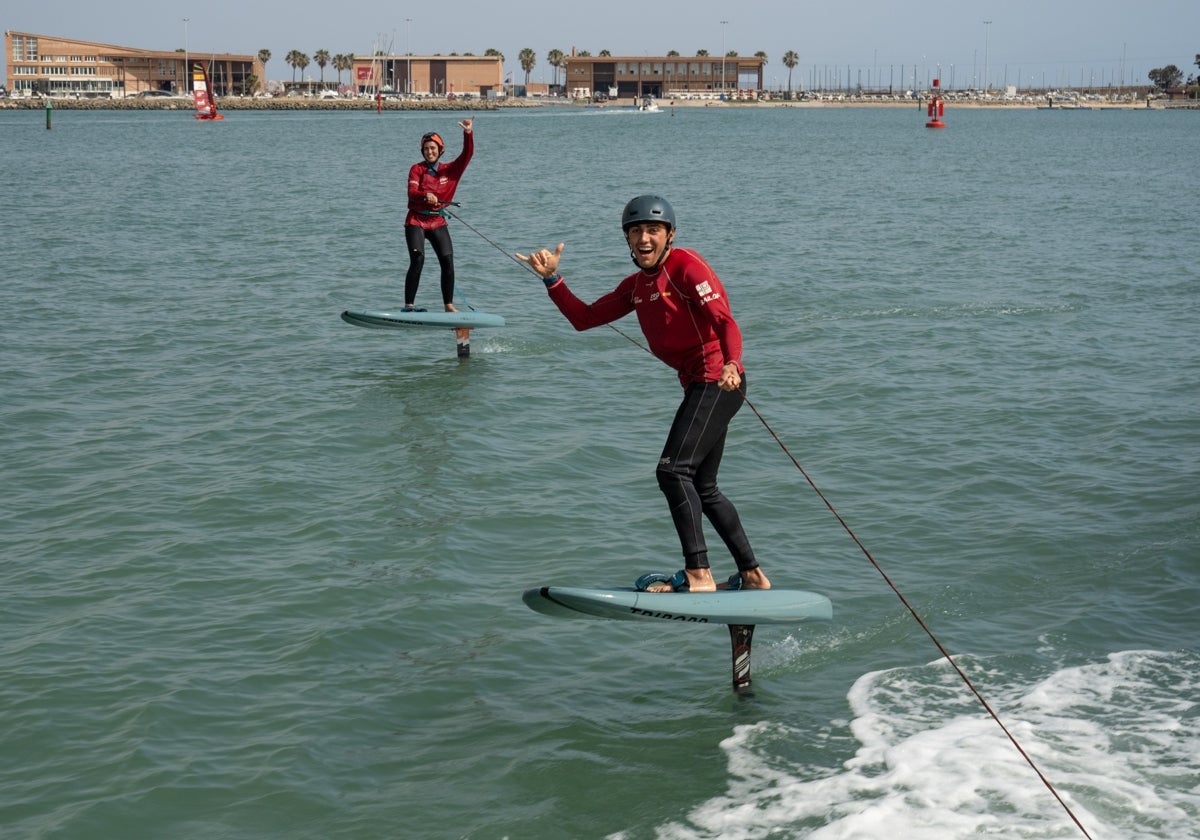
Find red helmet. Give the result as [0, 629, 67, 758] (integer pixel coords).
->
[420, 132, 444, 155]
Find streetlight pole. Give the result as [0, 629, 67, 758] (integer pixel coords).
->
[405, 18, 412, 95]
[720, 20, 728, 96]
[183, 18, 189, 94]
[983, 20, 992, 93]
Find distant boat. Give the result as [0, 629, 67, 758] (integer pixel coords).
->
[638, 96, 661, 113]
[191, 62, 224, 121]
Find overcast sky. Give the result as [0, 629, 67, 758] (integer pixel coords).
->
[6, 0, 1198, 89]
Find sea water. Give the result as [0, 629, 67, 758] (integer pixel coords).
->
[1, 104, 1197, 839]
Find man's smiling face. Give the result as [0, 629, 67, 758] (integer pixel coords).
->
[625, 222, 673, 269]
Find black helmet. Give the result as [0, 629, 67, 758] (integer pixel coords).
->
[621, 195, 676, 232]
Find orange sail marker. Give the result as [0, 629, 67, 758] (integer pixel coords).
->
[192, 63, 224, 121]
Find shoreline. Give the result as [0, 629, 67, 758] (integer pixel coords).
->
[1, 96, 1185, 112]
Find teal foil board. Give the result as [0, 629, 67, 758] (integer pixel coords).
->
[522, 586, 832, 626]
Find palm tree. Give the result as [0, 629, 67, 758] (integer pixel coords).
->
[599, 49, 611, 57]
[782, 50, 799, 97]
[696, 49, 709, 57]
[518, 47, 536, 87]
[285, 49, 301, 82]
[258, 49, 271, 87]
[333, 54, 353, 86]
[314, 49, 330, 84]
[755, 51, 768, 95]
[295, 52, 310, 85]
[547, 48, 565, 87]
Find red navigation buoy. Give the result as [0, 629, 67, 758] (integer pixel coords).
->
[925, 77, 946, 129]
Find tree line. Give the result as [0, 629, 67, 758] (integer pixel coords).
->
[255, 49, 355, 86]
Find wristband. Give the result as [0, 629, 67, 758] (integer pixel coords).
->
[542, 273, 562, 287]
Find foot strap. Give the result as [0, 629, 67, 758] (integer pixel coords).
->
[633, 570, 689, 592]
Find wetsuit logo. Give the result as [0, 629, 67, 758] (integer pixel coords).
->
[695, 280, 721, 304]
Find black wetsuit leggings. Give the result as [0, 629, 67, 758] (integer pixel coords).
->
[404, 224, 454, 306]
[656, 377, 758, 573]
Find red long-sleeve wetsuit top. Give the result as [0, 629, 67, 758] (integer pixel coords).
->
[547, 247, 744, 388]
[405, 130, 474, 230]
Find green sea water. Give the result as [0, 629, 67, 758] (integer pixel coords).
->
[1, 104, 1197, 839]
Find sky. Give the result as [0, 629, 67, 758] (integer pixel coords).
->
[5, 0, 1198, 90]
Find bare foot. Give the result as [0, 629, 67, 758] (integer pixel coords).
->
[737, 568, 771, 590]
[687, 568, 717, 592]
[444, 303, 458, 313]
